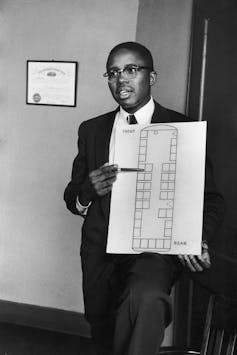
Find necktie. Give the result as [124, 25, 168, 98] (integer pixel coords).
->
[127, 114, 137, 124]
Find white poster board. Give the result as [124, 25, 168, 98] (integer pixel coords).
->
[107, 121, 207, 255]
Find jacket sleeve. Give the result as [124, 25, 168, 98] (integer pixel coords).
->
[202, 156, 225, 243]
[64, 122, 96, 216]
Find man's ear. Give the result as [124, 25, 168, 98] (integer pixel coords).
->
[149, 71, 157, 86]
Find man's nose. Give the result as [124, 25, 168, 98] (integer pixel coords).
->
[117, 70, 128, 82]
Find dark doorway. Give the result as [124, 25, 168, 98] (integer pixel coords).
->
[187, 0, 237, 349]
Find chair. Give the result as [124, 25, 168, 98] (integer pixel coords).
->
[199, 295, 237, 355]
[159, 294, 237, 355]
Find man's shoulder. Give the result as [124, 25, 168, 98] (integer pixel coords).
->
[166, 107, 193, 122]
[81, 109, 118, 127]
[154, 101, 194, 122]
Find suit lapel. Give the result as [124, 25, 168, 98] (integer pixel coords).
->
[151, 101, 170, 123]
[95, 109, 118, 218]
[95, 109, 118, 167]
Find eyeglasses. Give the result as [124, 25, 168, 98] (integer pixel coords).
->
[103, 65, 152, 82]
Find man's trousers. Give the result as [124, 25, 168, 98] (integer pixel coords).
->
[81, 251, 181, 355]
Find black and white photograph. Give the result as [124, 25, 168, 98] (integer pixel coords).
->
[0, 0, 236, 354]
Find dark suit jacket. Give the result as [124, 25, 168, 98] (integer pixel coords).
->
[64, 101, 225, 252]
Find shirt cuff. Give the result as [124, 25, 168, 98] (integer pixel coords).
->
[76, 196, 91, 216]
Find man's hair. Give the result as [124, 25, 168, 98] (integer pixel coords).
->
[106, 42, 154, 70]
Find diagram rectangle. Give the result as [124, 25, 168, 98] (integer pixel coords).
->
[106, 122, 207, 255]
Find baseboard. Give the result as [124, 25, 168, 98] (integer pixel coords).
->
[0, 299, 91, 338]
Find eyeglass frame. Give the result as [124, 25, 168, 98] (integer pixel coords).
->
[103, 64, 153, 81]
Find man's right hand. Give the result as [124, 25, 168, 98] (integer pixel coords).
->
[89, 163, 118, 196]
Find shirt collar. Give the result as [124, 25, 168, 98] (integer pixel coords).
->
[119, 97, 155, 125]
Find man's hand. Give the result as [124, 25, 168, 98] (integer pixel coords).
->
[89, 163, 118, 197]
[177, 241, 211, 272]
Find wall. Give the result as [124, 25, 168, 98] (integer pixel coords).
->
[0, 0, 138, 312]
[136, 0, 193, 114]
[0, 0, 193, 346]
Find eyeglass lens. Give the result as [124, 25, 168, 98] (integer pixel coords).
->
[108, 66, 139, 81]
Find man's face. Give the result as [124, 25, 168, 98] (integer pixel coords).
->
[106, 49, 156, 114]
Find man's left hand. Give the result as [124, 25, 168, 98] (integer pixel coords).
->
[177, 241, 211, 272]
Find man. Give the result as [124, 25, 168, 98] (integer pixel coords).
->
[64, 42, 224, 355]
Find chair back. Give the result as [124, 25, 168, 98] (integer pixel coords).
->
[200, 295, 237, 355]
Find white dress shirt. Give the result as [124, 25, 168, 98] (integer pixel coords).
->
[109, 97, 155, 164]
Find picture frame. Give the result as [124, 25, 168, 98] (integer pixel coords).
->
[26, 60, 78, 107]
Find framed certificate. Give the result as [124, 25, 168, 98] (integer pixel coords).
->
[26, 60, 78, 107]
